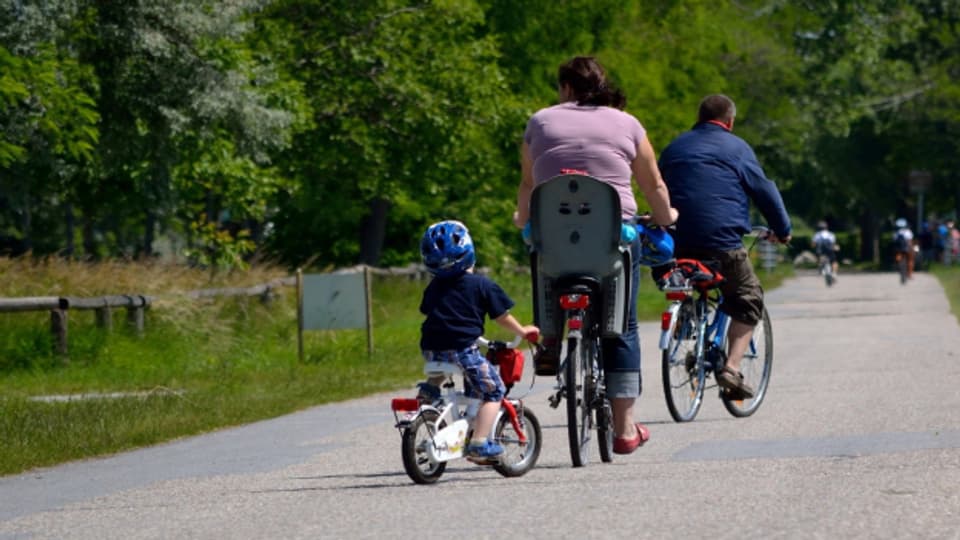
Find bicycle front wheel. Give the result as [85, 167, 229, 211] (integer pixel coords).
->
[722, 306, 773, 417]
[493, 405, 542, 477]
[584, 336, 612, 463]
[565, 335, 593, 467]
[596, 398, 613, 463]
[661, 299, 705, 422]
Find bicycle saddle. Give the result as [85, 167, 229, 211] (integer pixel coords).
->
[423, 362, 460, 376]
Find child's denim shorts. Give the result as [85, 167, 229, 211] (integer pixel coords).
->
[422, 346, 505, 402]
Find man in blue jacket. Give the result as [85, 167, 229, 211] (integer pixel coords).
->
[659, 94, 791, 399]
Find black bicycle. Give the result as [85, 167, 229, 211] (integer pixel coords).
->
[545, 280, 614, 467]
[526, 173, 630, 467]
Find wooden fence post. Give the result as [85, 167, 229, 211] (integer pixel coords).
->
[296, 268, 304, 363]
[95, 305, 113, 331]
[364, 265, 373, 355]
[126, 296, 145, 337]
[50, 309, 68, 360]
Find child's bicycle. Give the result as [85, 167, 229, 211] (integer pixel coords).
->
[657, 227, 774, 422]
[390, 335, 542, 484]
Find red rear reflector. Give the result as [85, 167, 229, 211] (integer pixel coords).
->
[567, 318, 583, 330]
[661, 312, 672, 330]
[560, 294, 590, 310]
[665, 291, 688, 301]
[391, 398, 420, 412]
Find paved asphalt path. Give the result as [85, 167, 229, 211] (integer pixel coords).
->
[2, 271, 959, 539]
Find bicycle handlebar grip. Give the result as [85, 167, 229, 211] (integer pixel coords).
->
[524, 330, 540, 344]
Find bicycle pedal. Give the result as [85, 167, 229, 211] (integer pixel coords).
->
[548, 392, 561, 409]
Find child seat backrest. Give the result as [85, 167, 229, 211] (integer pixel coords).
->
[529, 174, 623, 279]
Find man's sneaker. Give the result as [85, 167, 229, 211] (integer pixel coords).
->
[465, 440, 504, 463]
[534, 339, 560, 376]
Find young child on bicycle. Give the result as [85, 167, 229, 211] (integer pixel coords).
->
[417, 220, 539, 461]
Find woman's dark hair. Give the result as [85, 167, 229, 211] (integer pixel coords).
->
[558, 56, 626, 109]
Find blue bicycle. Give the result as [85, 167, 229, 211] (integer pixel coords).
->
[657, 228, 774, 422]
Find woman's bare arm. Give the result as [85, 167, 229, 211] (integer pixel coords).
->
[631, 136, 678, 226]
[513, 141, 535, 228]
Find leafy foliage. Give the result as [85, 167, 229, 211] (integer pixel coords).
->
[1, 0, 959, 267]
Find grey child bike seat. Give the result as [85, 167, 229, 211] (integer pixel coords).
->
[528, 174, 631, 337]
[529, 174, 624, 279]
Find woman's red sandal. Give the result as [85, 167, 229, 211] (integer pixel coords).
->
[613, 423, 650, 455]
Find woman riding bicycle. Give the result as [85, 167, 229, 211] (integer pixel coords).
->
[512, 56, 677, 454]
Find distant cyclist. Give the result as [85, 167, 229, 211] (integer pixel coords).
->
[812, 220, 839, 280]
[893, 218, 915, 280]
[659, 94, 791, 400]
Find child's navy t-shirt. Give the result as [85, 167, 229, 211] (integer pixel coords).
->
[419, 273, 514, 351]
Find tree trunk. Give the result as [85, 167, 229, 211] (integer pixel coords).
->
[82, 215, 97, 259]
[859, 207, 880, 265]
[64, 203, 75, 257]
[142, 210, 155, 258]
[19, 190, 32, 253]
[359, 197, 391, 266]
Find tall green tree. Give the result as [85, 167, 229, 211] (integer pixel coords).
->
[75, 0, 308, 264]
[264, 0, 521, 268]
[0, 1, 98, 253]
[773, 0, 960, 258]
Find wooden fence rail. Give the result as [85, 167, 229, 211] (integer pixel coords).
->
[0, 263, 511, 360]
[0, 295, 151, 359]
[183, 277, 296, 301]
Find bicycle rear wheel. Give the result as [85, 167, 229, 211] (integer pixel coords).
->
[661, 299, 705, 422]
[821, 260, 835, 287]
[722, 306, 773, 417]
[400, 410, 446, 484]
[493, 405, 542, 477]
[565, 335, 593, 467]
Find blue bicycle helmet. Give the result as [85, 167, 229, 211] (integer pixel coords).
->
[636, 223, 675, 266]
[420, 220, 476, 278]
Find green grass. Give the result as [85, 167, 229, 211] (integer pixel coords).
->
[0, 256, 793, 476]
[929, 263, 960, 323]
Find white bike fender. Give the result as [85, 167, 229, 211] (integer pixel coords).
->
[658, 302, 682, 350]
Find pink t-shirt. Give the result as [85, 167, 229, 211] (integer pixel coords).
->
[524, 102, 646, 219]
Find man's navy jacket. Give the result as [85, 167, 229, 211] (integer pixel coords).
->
[659, 122, 791, 251]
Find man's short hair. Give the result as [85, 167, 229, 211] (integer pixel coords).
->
[698, 94, 736, 123]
